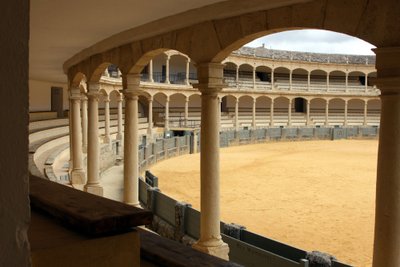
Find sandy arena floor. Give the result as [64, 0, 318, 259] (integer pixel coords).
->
[150, 140, 378, 267]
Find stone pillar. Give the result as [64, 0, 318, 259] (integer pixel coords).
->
[165, 55, 170, 84]
[252, 98, 256, 129]
[345, 73, 349, 92]
[325, 100, 329, 126]
[235, 98, 239, 131]
[165, 96, 170, 131]
[84, 83, 103, 196]
[68, 98, 73, 172]
[70, 88, 85, 184]
[306, 99, 311, 126]
[372, 47, 400, 267]
[103, 95, 111, 144]
[271, 70, 274, 88]
[148, 96, 153, 141]
[185, 58, 190, 85]
[235, 65, 239, 88]
[192, 62, 229, 260]
[184, 96, 189, 127]
[270, 99, 274, 127]
[252, 66, 256, 89]
[364, 101, 368, 126]
[288, 99, 292, 126]
[123, 74, 141, 206]
[116, 94, 123, 140]
[81, 94, 88, 153]
[344, 100, 348, 126]
[365, 73, 368, 92]
[149, 59, 154, 83]
[307, 72, 311, 91]
[326, 73, 330, 91]
[219, 97, 222, 131]
[289, 70, 293, 91]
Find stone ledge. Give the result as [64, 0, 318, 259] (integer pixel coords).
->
[30, 175, 152, 236]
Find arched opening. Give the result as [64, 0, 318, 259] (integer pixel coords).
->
[310, 69, 328, 91]
[292, 68, 309, 91]
[309, 98, 327, 126]
[348, 99, 365, 126]
[274, 67, 291, 90]
[348, 71, 367, 91]
[255, 96, 272, 127]
[168, 54, 188, 84]
[329, 98, 345, 126]
[169, 93, 187, 127]
[367, 99, 381, 126]
[223, 62, 238, 87]
[329, 70, 346, 90]
[238, 95, 254, 128]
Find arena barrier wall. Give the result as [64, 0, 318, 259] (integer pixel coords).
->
[133, 126, 378, 266]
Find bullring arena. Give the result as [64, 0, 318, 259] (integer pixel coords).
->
[28, 44, 382, 267]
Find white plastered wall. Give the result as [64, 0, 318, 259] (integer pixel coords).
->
[29, 79, 68, 111]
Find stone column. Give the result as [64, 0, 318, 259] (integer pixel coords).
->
[270, 99, 274, 127]
[185, 58, 190, 85]
[326, 73, 330, 91]
[235, 98, 239, 131]
[271, 69, 274, 88]
[344, 100, 348, 126]
[252, 66, 256, 89]
[235, 65, 239, 88]
[148, 96, 153, 141]
[372, 47, 400, 267]
[81, 94, 88, 153]
[252, 98, 256, 128]
[165, 55, 170, 84]
[364, 101, 368, 126]
[365, 73, 368, 92]
[68, 98, 73, 172]
[192, 63, 229, 260]
[103, 95, 111, 144]
[84, 84, 103, 196]
[148, 59, 154, 83]
[325, 100, 329, 126]
[184, 96, 189, 127]
[70, 88, 85, 184]
[288, 99, 292, 126]
[219, 97, 222, 131]
[306, 99, 311, 126]
[345, 73, 349, 92]
[123, 74, 141, 206]
[307, 72, 311, 91]
[116, 94, 123, 140]
[289, 70, 293, 91]
[165, 96, 170, 131]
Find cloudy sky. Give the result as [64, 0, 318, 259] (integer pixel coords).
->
[246, 29, 376, 55]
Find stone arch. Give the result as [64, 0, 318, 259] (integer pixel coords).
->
[310, 69, 328, 87]
[223, 62, 238, 82]
[238, 63, 253, 81]
[255, 65, 272, 83]
[348, 71, 367, 87]
[329, 70, 347, 87]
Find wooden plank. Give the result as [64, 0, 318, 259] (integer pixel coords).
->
[30, 175, 152, 236]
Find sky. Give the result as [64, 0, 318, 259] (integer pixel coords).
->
[245, 29, 376, 56]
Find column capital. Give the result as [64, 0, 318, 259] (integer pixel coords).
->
[148, 95, 154, 102]
[373, 47, 400, 94]
[87, 82, 101, 92]
[87, 91, 101, 100]
[103, 95, 110, 102]
[116, 94, 123, 102]
[194, 62, 226, 94]
[80, 93, 88, 101]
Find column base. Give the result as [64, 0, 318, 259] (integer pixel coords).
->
[104, 136, 111, 144]
[192, 239, 229, 261]
[71, 169, 86, 185]
[116, 133, 123, 141]
[84, 184, 103, 196]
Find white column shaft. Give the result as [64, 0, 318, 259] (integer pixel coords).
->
[325, 101, 329, 126]
[185, 59, 190, 85]
[235, 99, 239, 131]
[288, 99, 292, 126]
[253, 67, 256, 89]
[364, 101, 368, 126]
[306, 100, 310, 126]
[165, 56, 170, 84]
[104, 98, 110, 143]
[252, 99, 256, 128]
[81, 97, 88, 152]
[117, 97, 123, 140]
[123, 93, 139, 206]
[344, 101, 348, 126]
[270, 100, 274, 126]
[185, 98, 189, 126]
[148, 98, 153, 137]
[149, 60, 154, 82]
[165, 97, 170, 131]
